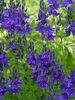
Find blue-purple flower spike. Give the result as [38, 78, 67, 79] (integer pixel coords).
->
[66, 22, 75, 36]
[27, 46, 66, 89]
[8, 67, 22, 93]
[62, 0, 74, 7]
[0, 72, 8, 99]
[35, 0, 55, 40]
[60, 69, 75, 99]
[0, 0, 75, 99]
[0, 53, 9, 71]
[47, 0, 60, 16]
[0, 0, 31, 35]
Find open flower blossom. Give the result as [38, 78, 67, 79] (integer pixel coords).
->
[66, 22, 75, 36]
[27, 46, 65, 88]
[8, 67, 22, 93]
[35, 0, 55, 40]
[0, 53, 9, 71]
[0, 0, 31, 35]
[47, 0, 60, 16]
[62, 0, 74, 7]
[60, 69, 75, 99]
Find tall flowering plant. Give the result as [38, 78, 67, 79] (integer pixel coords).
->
[0, 0, 75, 100]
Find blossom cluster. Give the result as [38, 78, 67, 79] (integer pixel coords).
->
[0, 0, 31, 35]
[0, 52, 9, 71]
[0, 0, 75, 100]
[27, 45, 65, 88]
[0, 67, 22, 99]
[35, 0, 55, 40]
[0, 39, 22, 99]
[56, 69, 75, 100]
[27, 45, 75, 99]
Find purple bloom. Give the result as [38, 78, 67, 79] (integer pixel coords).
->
[6, 41, 15, 50]
[56, 95, 64, 100]
[0, 86, 7, 99]
[69, 69, 75, 86]
[47, 0, 53, 4]
[47, 4, 59, 16]
[35, 24, 46, 33]
[37, 75, 48, 88]
[47, 0, 60, 16]
[70, 88, 75, 97]
[69, 22, 75, 36]
[47, 0, 60, 5]
[27, 46, 65, 89]
[56, 94, 68, 100]
[35, 23, 55, 40]
[32, 66, 38, 81]
[8, 80, 22, 94]
[8, 85, 22, 93]
[0, 0, 6, 24]
[1, 1, 31, 35]
[61, 69, 75, 98]
[8, 68, 22, 93]
[67, 7, 75, 12]
[62, 0, 74, 7]
[0, 72, 8, 99]
[26, 52, 36, 66]
[35, 0, 55, 40]
[0, 53, 9, 70]
[54, 64, 65, 82]
[10, 79, 22, 85]
[37, 12, 47, 21]
[66, 22, 75, 36]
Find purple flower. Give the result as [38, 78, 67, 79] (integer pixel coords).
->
[47, 4, 59, 16]
[69, 69, 75, 86]
[0, 86, 7, 99]
[66, 22, 75, 36]
[60, 69, 75, 98]
[69, 22, 75, 36]
[47, 0, 60, 5]
[37, 12, 47, 21]
[67, 7, 75, 12]
[62, 0, 74, 7]
[35, 24, 46, 33]
[8, 80, 22, 94]
[0, 0, 6, 24]
[6, 41, 15, 50]
[32, 66, 38, 81]
[35, 23, 55, 40]
[70, 88, 75, 97]
[0, 53, 9, 70]
[47, 0, 60, 16]
[56, 94, 68, 100]
[56, 95, 64, 100]
[54, 64, 65, 82]
[37, 75, 48, 88]
[27, 46, 65, 89]
[26, 52, 36, 66]
[35, 0, 55, 40]
[8, 68, 22, 93]
[8, 85, 22, 93]
[1, 1, 31, 35]
[0, 72, 8, 99]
